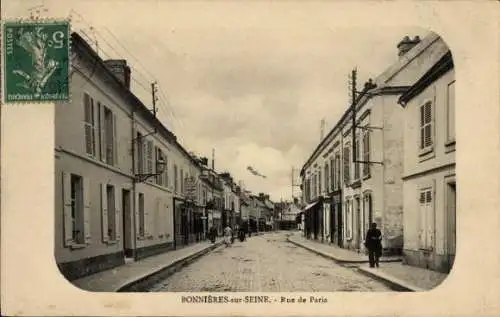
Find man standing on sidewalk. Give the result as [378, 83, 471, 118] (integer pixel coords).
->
[364, 222, 382, 268]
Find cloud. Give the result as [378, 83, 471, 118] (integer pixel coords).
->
[3, 1, 426, 201]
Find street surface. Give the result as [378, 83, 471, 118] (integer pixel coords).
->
[148, 232, 392, 292]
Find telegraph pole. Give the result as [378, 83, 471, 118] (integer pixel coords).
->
[350, 69, 357, 165]
[151, 81, 158, 118]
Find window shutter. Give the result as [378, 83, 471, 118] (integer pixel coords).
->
[83, 177, 92, 244]
[100, 106, 106, 162]
[135, 192, 140, 239]
[113, 114, 118, 167]
[425, 190, 434, 249]
[101, 184, 109, 242]
[115, 188, 121, 242]
[418, 191, 426, 248]
[62, 172, 73, 247]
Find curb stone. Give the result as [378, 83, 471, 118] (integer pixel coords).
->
[117, 241, 224, 292]
[356, 267, 425, 292]
[288, 236, 419, 292]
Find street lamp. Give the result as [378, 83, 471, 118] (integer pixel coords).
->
[135, 156, 166, 183]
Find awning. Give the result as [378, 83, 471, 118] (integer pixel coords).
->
[302, 201, 319, 213]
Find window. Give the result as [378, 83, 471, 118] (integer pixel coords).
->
[156, 147, 164, 186]
[100, 184, 119, 242]
[335, 154, 341, 189]
[343, 146, 350, 184]
[70, 174, 84, 244]
[146, 140, 153, 175]
[137, 132, 144, 174]
[420, 101, 433, 152]
[318, 170, 322, 195]
[447, 81, 456, 142]
[138, 193, 145, 237]
[419, 188, 434, 250]
[180, 169, 184, 194]
[163, 155, 169, 187]
[345, 199, 353, 240]
[330, 158, 335, 191]
[324, 163, 330, 193]
[174, 165, 178, 193]
[363, 131, 371, 177]
[83, 93, 96, 156]
[354, 137, 361, 180]
[103, 107, 116, 165]
[63, 172, 90, 247]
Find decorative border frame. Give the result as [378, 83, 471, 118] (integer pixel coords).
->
[1, 17, 72, 105]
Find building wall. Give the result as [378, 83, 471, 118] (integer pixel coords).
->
[133, 113, 177, 256]
[402, 69, 456, 273]
[55, 58, 136, 279]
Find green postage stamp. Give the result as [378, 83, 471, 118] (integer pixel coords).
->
[2, 20, 70, 103]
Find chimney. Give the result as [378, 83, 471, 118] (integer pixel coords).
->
[104, 59, 131, 89]
[397, 36, 421, 57]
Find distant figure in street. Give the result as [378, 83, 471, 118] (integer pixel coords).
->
[223, 225, 233, 246]
[365, 222, 382, 268]
[209, 226, 217, 244]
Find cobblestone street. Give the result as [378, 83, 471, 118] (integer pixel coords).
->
[148, 232, 392, 292]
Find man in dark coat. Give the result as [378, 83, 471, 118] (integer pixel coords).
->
[364, 222, 382, 268]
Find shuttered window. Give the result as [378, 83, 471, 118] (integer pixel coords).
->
[163, 154, 169, 187]
[103, 107, 116, 165]
[174, 165, 178, 193]
[363, 132, 371, 177]
[420, 101, 433, 150]
[146, 140, 153, 175]
[156, 147, 164, 186]
[447, 81, 456, 142]
[330, 158, 335, 191]
[138, 193, 145, 237]
[101, 184, 119, 242]
[83, 93, 96, 156]
[343, 146, 350, 184]
[419, 188, 434, 250]
[137, 132, 144, 174]
[324, 163, 330, 193]
[63, 172, 91, 247]
[318, 170, 322, 195]
[354, 137, 361, 180]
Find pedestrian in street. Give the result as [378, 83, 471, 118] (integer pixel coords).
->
[364, 222, 382, 268]
[223, 225, 233, 247]
[209, 225, 217, 244]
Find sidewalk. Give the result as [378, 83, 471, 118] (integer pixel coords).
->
[288, 232, 402, 263]
[288, 232, 448, 291]
[72, 239, 224, 292]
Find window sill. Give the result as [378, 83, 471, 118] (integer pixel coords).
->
[419, 146, 435, 163]
[445, 140, 456, 153]
[69, 243, 87, 250]
[351, 180, 361, 189]
[137, 236, 146, 241]
[105, 240, 118, 245]
[363, 174, 371, 181]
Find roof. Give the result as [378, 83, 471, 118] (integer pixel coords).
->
[299, 32, 441, 177]
[71, 32, 203, 170]
[398, 50, 454, 105]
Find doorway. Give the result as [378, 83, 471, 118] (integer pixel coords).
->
[122, 189, 133, 261]
[446, 181, 456, 272]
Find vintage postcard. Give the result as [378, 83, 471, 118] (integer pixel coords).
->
[1, 0, 499, 316]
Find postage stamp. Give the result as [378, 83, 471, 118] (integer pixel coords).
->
[2, 19, 70, 103]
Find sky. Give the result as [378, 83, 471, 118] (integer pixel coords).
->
[4, 0, 426, 202]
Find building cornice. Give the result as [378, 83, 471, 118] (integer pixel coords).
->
[398, 51, 454, 106]
[300, 85, 409, 175]
[71, 33, 203, 171]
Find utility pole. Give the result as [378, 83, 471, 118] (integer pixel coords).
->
[350, 68, 357, 165]
[151, 81, 158, 118]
